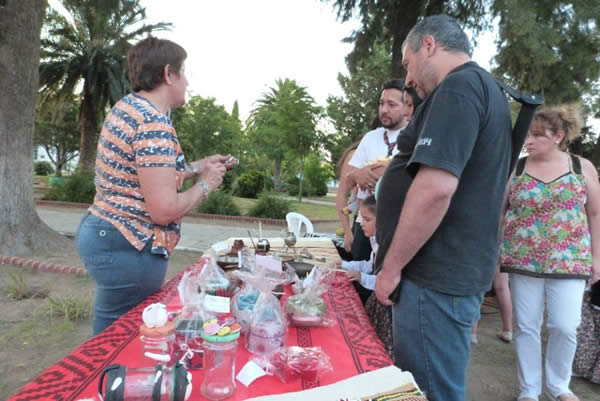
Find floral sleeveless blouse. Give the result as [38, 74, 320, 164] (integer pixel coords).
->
[500, 155, 592, 279]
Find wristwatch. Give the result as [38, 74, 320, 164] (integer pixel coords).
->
[198, 180, 210, 198]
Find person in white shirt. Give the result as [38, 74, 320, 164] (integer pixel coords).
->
[336, 79, 407, 283]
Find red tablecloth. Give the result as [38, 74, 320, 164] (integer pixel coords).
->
[8, 258, 392, 401]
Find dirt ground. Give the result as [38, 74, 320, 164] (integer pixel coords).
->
[1, 240, 599, 400]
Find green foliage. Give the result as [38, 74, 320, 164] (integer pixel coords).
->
[172, 95, 243, 161]
[247, 192, 292, 219]
[40, 0, 171, 169]
[327, 0, 489, 77]
[303, 155, 331, 196]
[286, 176, 308, 197]
[43, 172, 96, 203]
[247, 78, 321, 192]
[34, 161, 55, 176]
[34, 94, 79, 176]
[233, 170, 267, 198]
[196, 190, 241, 216]
[325, 43, 391, 173]
[45, 295, 92, 321]
[492, 0, 600, 105]
[5, 272, 48, 300]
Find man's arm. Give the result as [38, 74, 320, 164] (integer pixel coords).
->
[375, 166, 458, 304]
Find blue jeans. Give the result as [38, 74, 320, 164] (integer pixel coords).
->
[76, 212, 168, 335]
[392, 278, 483, 401]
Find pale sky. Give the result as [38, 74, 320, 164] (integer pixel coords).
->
[48, 0, 497, 121]
[141, 0, 498, 121]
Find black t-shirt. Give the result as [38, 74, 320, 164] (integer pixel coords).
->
[375, 61, 512, 296]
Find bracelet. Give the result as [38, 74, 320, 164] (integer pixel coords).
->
[198, 180, 210, 198]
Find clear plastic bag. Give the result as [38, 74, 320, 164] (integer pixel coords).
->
[232, 282, 260, 333]
[243, 268, 288, 355]
[253, 346, 333, 383]
[285, 267, 335, 328]
[198, 253, 234, 297]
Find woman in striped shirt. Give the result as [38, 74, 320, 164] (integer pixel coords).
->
[76, 37, 229, 335]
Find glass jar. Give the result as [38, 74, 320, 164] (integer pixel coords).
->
[99, 362, 190, 401]
[140, 321, 176, 362]
[200, 331, 240, 400]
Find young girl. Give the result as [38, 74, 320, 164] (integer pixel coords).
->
[340, 195, 393, 358]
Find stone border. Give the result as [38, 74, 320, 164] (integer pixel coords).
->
[0, 255, 87, 276]
[35, 200, 337, 225]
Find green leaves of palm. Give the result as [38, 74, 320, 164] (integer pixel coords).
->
[40, 0, 171, 107]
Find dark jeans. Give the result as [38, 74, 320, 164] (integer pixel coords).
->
[392, 278, 483, 401]
[76, 212, 168, 335]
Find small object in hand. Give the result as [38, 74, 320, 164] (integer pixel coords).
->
[225, 155, 238, 169]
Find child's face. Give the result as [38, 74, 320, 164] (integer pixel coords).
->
[359, 207, 376, 237]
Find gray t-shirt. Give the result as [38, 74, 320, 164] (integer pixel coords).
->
[375, 61, 512, 296]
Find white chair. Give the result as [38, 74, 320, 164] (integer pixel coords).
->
[285, 212, 314, 238]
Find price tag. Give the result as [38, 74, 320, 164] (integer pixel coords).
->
[255, 254, 282, 273]
[236, 360, 267, 387]
[203, 294, 231, 314]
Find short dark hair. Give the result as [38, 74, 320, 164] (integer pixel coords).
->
[382, 79, 405, 92]
[404, 86, 423, 109]
[128, 36, 187, 92]
[403, 15, 472, 57]
[361, 195, 376, 215]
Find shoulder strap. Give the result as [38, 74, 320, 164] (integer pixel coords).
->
[570, 153, 582, 175]
[515, 157, 527, 176]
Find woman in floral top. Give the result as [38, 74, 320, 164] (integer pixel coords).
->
[500, 105, 600, 401]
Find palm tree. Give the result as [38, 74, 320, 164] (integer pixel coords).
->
[247, 78, 321, 199]
[39, 0, 171, 171]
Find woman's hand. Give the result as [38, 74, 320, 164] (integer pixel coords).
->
[198, 160, 226, 193]
[190, 154, 231, 177]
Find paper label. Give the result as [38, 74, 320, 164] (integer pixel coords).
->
[255, 254, 282, 273]
[211, 240, 230, 254]
[203, 294, 231, 314]
[236, 360, 267, 387]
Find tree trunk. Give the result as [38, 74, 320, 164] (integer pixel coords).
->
[297, 156, 304, 203]
[77, 84, 99, 172]
[390, 1, 423, 78]
[0, 0, 70, 255]
[273, 159, 282, 192]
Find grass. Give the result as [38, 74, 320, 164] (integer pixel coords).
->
[5, 272, 49, 300]
[33, 175, 50, 186]
[232, 196, 337, 220]
[44, 295, 92, 321]
[307, 194, 336, 202]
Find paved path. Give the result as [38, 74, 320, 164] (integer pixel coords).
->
[37, 205, 284, 253]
